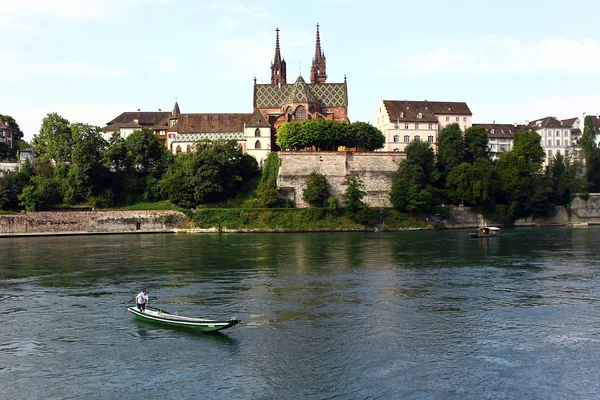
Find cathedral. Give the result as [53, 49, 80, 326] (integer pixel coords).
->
[244, 25, 349, 163]
[102, 25, 349, 166]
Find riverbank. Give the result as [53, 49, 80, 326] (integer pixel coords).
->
[1, 198, 599, 237]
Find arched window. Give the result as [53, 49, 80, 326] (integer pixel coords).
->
[255, 140, 261, 149]
[176, 145, 181, 154]
[404, 135, 410, 143]
[186, 144, 191, 153]
[294, 106, 306, 121]
[255, 128, 260, 137]
[393, 135, 399, 143]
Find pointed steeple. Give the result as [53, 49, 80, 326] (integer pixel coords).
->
[169, 100, 180, 128]
[310, 24, 327, 84]
[271, 27, 287, 85]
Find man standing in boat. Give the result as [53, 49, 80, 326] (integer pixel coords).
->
[135, 290, 149, 313]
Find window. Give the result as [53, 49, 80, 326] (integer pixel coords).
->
[255, 128, 260, 137]
[463, 117, 467, 122]
[491, 129, 495, 134]
[202, 115, 208, 120]
[564, 130, 569, 136]
[404, 135, 410, 143]
[404, 124, 409, 130]
[446, 117, 449, 122]
[548, 139, 551, 146]
[176, 145, 182, 154]
[224, 114, 230, 120]
[546, 129, 551, 136]
[415, 123, 419, 130]
[294, 106, 306, 121]
[456, 117, 459, 122]
[417, 113, 422, 119]
[557, 150, 561, 156]
[393, 135, 399, 143]
[428, 124, 433, 130]
[557, 140, 560, 146]
[255, 140, 261, 149]
[186, 144, 191, 153]
[428, 135, 434, 143]
[548, 150, 553, 158]
[556, 130, 560, 136]
[212, 115, 219, 120]
[394, 123, 399, 130]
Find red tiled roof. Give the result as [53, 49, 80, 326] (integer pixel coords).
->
[383, 100, 472, 119]
[169, 113, 252, 133]
[526, 116, 570, 129]
[474, 123, 523, 138]
[383, 101, 438, 123]
[107, 111, 170, 126]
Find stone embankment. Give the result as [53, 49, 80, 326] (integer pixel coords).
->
[0, 210, 188, 236]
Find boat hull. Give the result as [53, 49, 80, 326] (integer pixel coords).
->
[127, 307, 239, 332]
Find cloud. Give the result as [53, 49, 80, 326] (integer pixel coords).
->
[473, 94, 600, 125]
[0, 60, 128, 84]
[388, 36, 600, 77]
[143, 55, 181, 73]
[219, 16, 239, 30]
[2, 0, 174, 20]
[196, 2, 273, 20]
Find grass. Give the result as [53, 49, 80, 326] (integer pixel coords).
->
[119, 200, 185, 211]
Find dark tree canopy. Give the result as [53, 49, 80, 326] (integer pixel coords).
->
[302, 171, 330, 207]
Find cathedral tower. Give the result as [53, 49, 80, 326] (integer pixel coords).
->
[271, 28, 287, 85]
[310, 24, 327, 84]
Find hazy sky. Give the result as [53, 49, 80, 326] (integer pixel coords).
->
[2, 0, 599, 141]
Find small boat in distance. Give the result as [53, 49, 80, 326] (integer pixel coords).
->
[469, 225, 500, 238]
[127, 306, 240, 332]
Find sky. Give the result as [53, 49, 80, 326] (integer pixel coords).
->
[2, 0, 600, 142]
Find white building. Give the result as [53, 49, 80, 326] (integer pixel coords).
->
[374, 98, 472, 152]
[525, 117, 576, 167]
[473, 123, 522, 161]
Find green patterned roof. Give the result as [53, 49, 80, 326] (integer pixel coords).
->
[284, 76, 319, 104]
[254, 77, 347, 109]
[245, 108, 271, 128]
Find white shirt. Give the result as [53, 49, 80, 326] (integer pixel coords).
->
[136, 292, 148, 305]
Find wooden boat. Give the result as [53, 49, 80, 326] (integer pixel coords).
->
[469, 226, 500, 238]
[127, 306, 240, 332]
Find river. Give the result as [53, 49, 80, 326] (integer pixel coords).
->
[1, 228, 600, 399]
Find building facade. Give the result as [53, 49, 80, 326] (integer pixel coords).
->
[374, 98, 472, 152]
[473, 123, 522, 161]
[525, 117, 577, 167]
[101, 109, 170, 142]
[0, 116, 13, 149]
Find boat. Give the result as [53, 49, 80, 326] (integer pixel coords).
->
[127, 306, 240, 332]
[469, 225, 500, 238]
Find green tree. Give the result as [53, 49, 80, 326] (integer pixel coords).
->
[33, 113, 73, 162]
[341, 173, 367, 213]
[549, 153, 585, 206]
[390, 163, 432, 213]
[346, 122, 385, 151]
[125, 128, 173, 177]
[0, 114, 25, 142]
[581, 116, 597, 161]
[276, 121, 304, 150]
[256, 179, 279, 207]
[464, 125, 489, 163]
[67, 123, 108, 202]
[437, 123, 465, 177]
[302, 171, 329, 207]
[446, 158, 496, 206]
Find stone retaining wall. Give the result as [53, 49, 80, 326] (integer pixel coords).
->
[278, 152, 406, 208]
[0, 210, 188, 234]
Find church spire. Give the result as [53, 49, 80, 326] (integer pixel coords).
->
[271, 27, 287, 85]
[310, 24, 327, 84]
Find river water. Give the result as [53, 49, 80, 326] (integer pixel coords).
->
[1, 228, 600, 399]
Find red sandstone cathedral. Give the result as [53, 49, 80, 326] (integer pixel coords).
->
[102, 25, 349, 163]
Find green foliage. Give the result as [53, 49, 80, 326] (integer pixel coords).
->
[446, 158, 496, 206]
[341, 173, 367, 212]
[464, 125, 489, 163]
[581, 116, 597, 161]
[18, 175, 62, 211]
[276, 120, 384, 151]
[125, 128, 173, 177]
[549, 153, 585, 206]
[0, 114, 25, 142]
[261, 152, 279, 183]
[437, 123, 465, 176]
[326, 196, 339, 213]
[390, 163, 432, 213]
[256, 180, 279, 208]
[302, 171, 330, 207]
[33, 112, 73, 162]
[404, 138, 436, 178]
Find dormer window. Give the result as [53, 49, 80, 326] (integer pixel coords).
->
[417, 113, 422, 119]
[399, 112, 404, 118]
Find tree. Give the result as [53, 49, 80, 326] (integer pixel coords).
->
[125, 128, 173, 177]
[256, 180, 279, 207]
[549, 153, 585, 206]
[302, 171, 329, 207]
[404, 138, 436, 179]
[464, 125, 489, 163]
[346, 122, 385, 151]
[446, 158, 496, 206]
[67, 123, 108, 202]
[33, 113, 73, 163]
[581, 116, 597, 161]
[0, 114, 25, 142]
[437, 123, 465, 176]
[341, 173, 367, 213]
[390, 163, 432, 213]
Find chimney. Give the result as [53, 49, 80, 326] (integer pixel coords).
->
[159, 109, 162, 111]
[137, 108, 141, 111]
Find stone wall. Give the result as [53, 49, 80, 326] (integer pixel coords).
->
[0, 210, 187, 234]
[278, 151, 406, 208]
[0, 162, 20, 178]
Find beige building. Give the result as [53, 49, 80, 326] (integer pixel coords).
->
[374, 98, 472, 152]
[473, 123, 522, 161]
[525, 117, 577, 167]
[101, 109, 170, 142]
